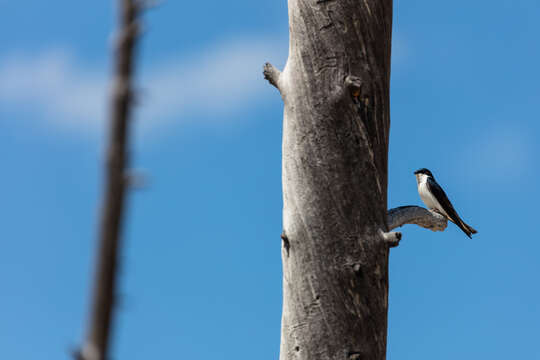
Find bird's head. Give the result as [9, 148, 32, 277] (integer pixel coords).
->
[414, 168, 434, 182]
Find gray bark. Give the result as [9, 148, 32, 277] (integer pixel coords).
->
[387, 206, 448, 232]
[265, 0, 393, 359]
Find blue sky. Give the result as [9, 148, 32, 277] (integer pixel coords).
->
[0, 1, 539, 359]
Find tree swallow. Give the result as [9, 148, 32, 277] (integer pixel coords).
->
[414, 168, 477, 238]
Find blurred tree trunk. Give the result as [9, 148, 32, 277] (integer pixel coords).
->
[264, 1, 393, 359]
[78, 1, 140, 360]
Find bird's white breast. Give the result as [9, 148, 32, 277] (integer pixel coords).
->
[417, 175, 449, 217]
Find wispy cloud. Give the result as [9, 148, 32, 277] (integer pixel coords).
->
[0, 49, 107, 132]
[138, 37, 285, 127]
[0, 36, 287, 133]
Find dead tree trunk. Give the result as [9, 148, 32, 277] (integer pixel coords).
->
[264, 1, 395, 359]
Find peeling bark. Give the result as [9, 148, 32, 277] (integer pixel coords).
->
[265, 0, 393, 359]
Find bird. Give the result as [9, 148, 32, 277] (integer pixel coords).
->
[414, 168, 477, 238]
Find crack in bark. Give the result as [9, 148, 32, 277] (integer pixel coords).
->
[281, 231, 291, 256]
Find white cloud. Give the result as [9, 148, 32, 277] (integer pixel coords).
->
[138, 37, 285, 128]
[0, 49, 107, 132]
[0, 36, 287, 133]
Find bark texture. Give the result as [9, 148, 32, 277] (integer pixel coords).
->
[77, 1, 140, 359]
[387, 206, 448, 232]
[265, 1, 393, 359]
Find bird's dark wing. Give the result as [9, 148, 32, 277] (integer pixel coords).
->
[426, 177, 473, 238]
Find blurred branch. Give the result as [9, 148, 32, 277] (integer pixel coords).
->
[387, 206, 448, 232]
[76, 1, 141, 359]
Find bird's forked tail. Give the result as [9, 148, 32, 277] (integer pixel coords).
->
[458, 219, 477, 238]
